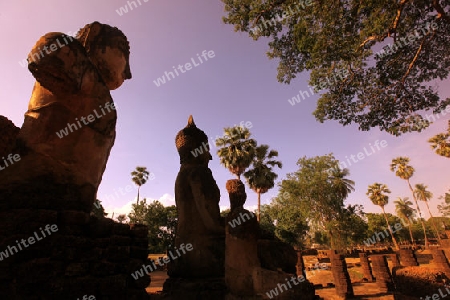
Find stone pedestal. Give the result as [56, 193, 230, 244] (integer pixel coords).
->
[330, 252, 354, 298]
[359, 252, 374, 282]
[371, 255, 395, 293]
[398, 249, 418, 266]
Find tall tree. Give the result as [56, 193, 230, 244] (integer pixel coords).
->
[128, 198, 148, 225]
[328, 166, 355, 199]
[394, 197, 416, 245]
[334, 204, 368, 249]
[390, 157, 429, 247]
[221, 1, 450, 135]
[131, 166, 150, 204]
[438, 190, 450, 217]
[366, 183, 400, 250]
[264, 199, 309, 248]
[128, 200, 179, 253]
[428, 120, 450, 158]
[366, 213, 409, 245]
[215, 126, 257, 179]
[243, 144, 282, 222]
[277, 154, 354, 249]
[414, 184, 442, 242]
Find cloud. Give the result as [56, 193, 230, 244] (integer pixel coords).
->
[104, 200, 134, 218]
[103, 193, 176, 218]
[158, 193, 176, 206]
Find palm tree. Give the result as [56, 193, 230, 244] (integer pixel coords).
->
[428, 120, 450, 158]
[131, 166, 150, 204]
[414, 184, 442, 242]
[394, 197, 416, 245]
[243, 144, 282, 222]
[328, 166, 355, 200]
[366, 183, 400, 250]
[390, 157, 429, 247]
[215, 126, 257, 179]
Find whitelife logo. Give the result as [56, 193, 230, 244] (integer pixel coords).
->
[153, 50, 215, 87]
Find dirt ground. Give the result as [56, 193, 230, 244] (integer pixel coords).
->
[146, 255, 419, 299]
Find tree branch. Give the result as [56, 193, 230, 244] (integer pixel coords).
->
[359, 35, 387, 48]
[390, 0, 410, 42]
[432, 0, 450, 24]
[401, 31, 435, 84]
[253, 0, 289, 29]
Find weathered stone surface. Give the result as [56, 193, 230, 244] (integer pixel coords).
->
[371, 255, 395, 293]
[330, 252, 354, 298]
[0, 116, 19, 159]
[0, 22, 149, 299]
[389, 253, 400, 267]
[398, 249, 418, 266]
[359, 252, 374, 282]
[258, 239, 298, 274]
[431, 249, 450, 277]
[224, 180, 315, 299]
[252, 268, 315, 300]
[225, 179, 260, 296]
[168, 116, 225, 279]
[0, 22, 132, 212]
[295, 250, 307, 279]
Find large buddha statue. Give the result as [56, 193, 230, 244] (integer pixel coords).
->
[0, 22, 131, 210]
[169, 115, 225, 278]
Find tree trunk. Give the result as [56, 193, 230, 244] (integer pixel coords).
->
[407, 218, 415, 245]
[257, 191, 261, 222]
[329, 229, 335, 249]
[425, 200, 442, 242]
[381, 206, 400, 250]
[408, 180, 429, 248]
[136, 186, 140, 205]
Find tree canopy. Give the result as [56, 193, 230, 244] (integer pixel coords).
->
[244, 144, 282, 221]
[128, 199, 178, 253]
[221, 0, 450, 135]
[216, 126, 257, 179]
[276, 154, 355, 248]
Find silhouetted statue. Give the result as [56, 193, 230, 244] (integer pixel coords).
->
[162, 116, 226, 299]
[225, 179, 260, 296]
[170, 115, 225, 278]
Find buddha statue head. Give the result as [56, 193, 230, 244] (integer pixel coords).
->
[226, 179, 247, 210]
[175, 115, 212, 165]
[76, 21, 132, 90]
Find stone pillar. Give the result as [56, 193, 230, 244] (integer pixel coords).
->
[398, 249, 418, 266]
[359, 252, 373, 282]
[389, 253, 400, 267]
[371, 255, 395, 293]
[431, 249, 450, 277]
[330, 252, 354, 299]
[296, 249, 307, 279]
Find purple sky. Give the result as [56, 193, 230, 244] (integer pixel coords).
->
[1, 0, 449, 219]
